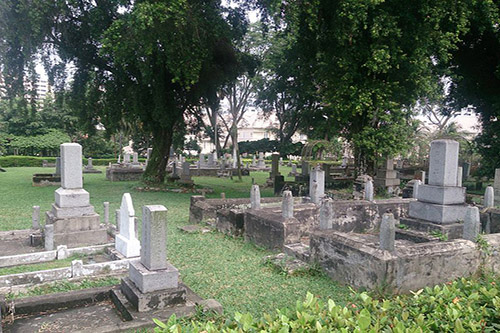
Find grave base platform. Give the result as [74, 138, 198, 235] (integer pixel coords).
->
[121, 277, 186, 312]
[52, 228, 109, 247]
[399, 217, 463, 240]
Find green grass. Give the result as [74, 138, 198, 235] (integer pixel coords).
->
[0, 167, 351, 315]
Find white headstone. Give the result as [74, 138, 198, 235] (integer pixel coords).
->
[124, 153, 131, 164]
[282, 191, 294, 219]
[103, 202, 110, 224]
[413, 180, 422, 199]
[60, 143, 83, 189]
[309, 166, 325, 204]
[115, 193, 141, 258]
[484, 186, 494, 208]
[32, 205, 40, 229]
[44, 224, 54, 251]
[364, 180, 374, 202]
[250, 185, 261, 210]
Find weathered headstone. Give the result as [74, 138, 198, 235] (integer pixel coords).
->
[124, 153, 131, 164]
[103, 202, 110, 224]
[456, 166, 463, 187]
[44, 224, 54, 251]
[463, 206, 480, 241]
[374, 157, 400, 194]
[309, 165, 325, 204]
[121, 205, 185, 312]
[32, 206, 40, 230]
[45, 143, 107, 247]
[364, 180, 374, 202]
[87, 157, 93, 169]
[115, 193, 141, 258]
[250, 185, 261, 210]
[282, 191, 294, 219]
[55, 157, 61, 175]
[301, 160, 309, 176]
[484, 186, 494, 208]
[251, 154, 257, 167]
[270, 153, 280, 179]
[179, 161, 193, 184]
[291, 164, 297, 175]
[494, 168, 500, 207]
[57, 245, 69, 260]
[257, 152, 266, 168]
[379, 213, 396, 252]
[72, 260, 84, 277]
[413, 180, 422, 199]
[318, 198, 334, 230]
[132, 152, 139, 165]
[207, 153, 215, 167]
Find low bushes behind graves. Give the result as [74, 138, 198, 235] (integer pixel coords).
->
[0, 156, 146, 167]
[155, 276, 500, 332]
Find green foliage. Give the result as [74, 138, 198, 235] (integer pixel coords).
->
[0, 156, 120, 167]
[239, 138, 303, 156]
[154, 276, 500, 332]
[8, 129, 70, 156]
[430, 230, 449, 242]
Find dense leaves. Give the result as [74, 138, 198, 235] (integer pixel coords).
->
[154, 276, 500, 332]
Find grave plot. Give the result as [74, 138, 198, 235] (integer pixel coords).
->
[308, 139, 500, 292]
[106, 152, 144, 181]
[0, 205, 221, 333]
[31, 157, 61, 186]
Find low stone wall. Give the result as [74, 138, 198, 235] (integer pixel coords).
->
[189, 196, 286, 224]
[325, 198, 412, 233]
[106, 167, 144, 181]
[190, 168, 250, 177]
[310, 230, 500, 292]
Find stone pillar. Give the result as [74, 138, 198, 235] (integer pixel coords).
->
[257, 152, 266, 168]
[484, 186, 494, 208]
[61, 143, 83, 189]
[463, 206, 480, 241]
[291, 164, 297, 175]
[124, 153, 131, 164]
[32, 205, 40, 229]
[44, 224, 54, 251]
[364, 180, 374, 202]
[379, 213, 396, 252]
[87, 157, 93, 169]
[282, 191, 294, 219]
[301, 161, 309, 176]
[207, 153, 215, 167]
[270, 153, 280, 178]
[250, 185, 261, 210]
[251, 154, 257, 167]
[55, 157, 61, 175]
[309, 166, 325, 204]
[140, 205, 167, 270]
[115, 193, 141, 258]
[457, 166, 463, 187]
[494, 168, 500, 206]
[132, 152, 139, 164]
[413, 180, 422, 199]
[319, 198, 334, 230]
[115, 209, 120, 232]
[103, 202, 110, 224]
[428, 140, 459, 187]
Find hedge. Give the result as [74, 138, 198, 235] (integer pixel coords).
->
[154, 276, 500, 332]
[0, 156, 146, 167]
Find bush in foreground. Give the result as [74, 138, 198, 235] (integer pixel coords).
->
[154, 276, 500, 332]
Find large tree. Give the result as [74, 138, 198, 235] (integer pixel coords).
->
[0, 0, 247, 183]
[261, 0, 473, 172]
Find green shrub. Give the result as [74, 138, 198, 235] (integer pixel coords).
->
[0, 156, 146, 167]
[154, 276, 500, 332]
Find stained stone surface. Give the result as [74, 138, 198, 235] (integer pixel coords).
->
[428, 140, 459, 187]
[140, 205, 168, 271]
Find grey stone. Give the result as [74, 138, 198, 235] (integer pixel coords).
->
[412, 180, 422, 199]
[115, 209, 120, 231]
[495, 168, 500, 189]
[71, 259, 84, 277]
[409, 200, 469, 224]
[257, 152, 266, 168]
[87, 157, 93, 168]
[56, 245, 69, 260]
[250, 185, 261, 210]
[457, 166, 463, 187]
[301, 161, 309, 176]
[416, 184, 466, 205]
[271, 153, 280, 178]
[132, 152, 139, 164]
[463, 206, 480, 241]
[129, 260, 179, 293]
[379, 213, 396, 252]
[60, 143, 83, 189]
[55, 157, 61, 175]
[319, 198, 334, 230]
[207, 153, 215, 166]
[120, 277, 186, 312]
[141, 205, 168, 270]
[385, 158, 394, 171]
[309, 166, 325, 204]
[485, 186, 495, 208]
[55, 188, 90, 208]
[103, 202, 110, 224]
[282, 191, 294, 219]
[428, 140, 459, 187]
[123, 153, 131, 164]
[291, 164, 297, 174]
[32, 206, 40, 230]
[44, 224, 54, 251]
[364, 180, 374, 202]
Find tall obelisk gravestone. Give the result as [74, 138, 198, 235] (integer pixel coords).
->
[45, 143, 108, 247]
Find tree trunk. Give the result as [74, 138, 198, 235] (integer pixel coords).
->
[143, 127, 172, 183]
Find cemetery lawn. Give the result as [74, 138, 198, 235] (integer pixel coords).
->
[0, 167, 351, 315]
